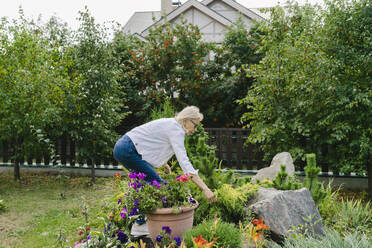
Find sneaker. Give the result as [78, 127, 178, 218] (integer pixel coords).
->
[131, 222, 149, 237]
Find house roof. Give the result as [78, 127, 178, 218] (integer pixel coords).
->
[140, 0, 233, 37]
[202, 0, 265, 21]
[123, 0, 270, 37]
[123, 11, 162, 34]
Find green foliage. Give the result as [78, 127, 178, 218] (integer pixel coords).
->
[272, 165, 302, 190]
[184, 218, 243, 248]
[68, 7, 127, 164]
[113, 18, 212, 129]
[148, 97, 175, 121]
[239, 0, 372, 175]
[0, 12, 71, 179]
[186, 128, 237, 190]
[198, 18, 262, 127]
[303, 154, 326, 204]
[328, 198, 372, 238]
[193, 181, 261, 225]
[267, 229, 372, 248]
[317, 183, 339, 225]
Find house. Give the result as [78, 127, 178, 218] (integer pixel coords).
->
[123, 0, 269, 43]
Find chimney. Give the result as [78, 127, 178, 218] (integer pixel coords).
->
[161, 0, 179, 15]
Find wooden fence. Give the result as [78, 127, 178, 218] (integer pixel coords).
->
[204, 128, 265, 170]
[0, 128, 266, 170]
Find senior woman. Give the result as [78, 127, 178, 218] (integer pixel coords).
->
[113, 106, 216, 202]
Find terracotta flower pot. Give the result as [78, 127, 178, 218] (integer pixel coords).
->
[146, 201, 199, 243]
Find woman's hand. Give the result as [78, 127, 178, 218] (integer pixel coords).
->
[189, 174, 217, 202]
[203, 188, 217, 202]
[163, 164, 172, 174]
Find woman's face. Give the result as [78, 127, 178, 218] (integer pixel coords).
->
[184, 118, 200, 135]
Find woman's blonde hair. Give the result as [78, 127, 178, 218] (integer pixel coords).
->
[175, 106, 204, 122]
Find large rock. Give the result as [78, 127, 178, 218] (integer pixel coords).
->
[252, 152, 294, 183]
[248, 188, 324, 239]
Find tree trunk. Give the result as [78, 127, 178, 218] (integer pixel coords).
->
[91, 162, 96, 184]
[13, 143, 21, 181]
[14, 160, 20, 181]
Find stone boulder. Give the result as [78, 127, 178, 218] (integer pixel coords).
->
[248, 187, 324, 239]
[252, 152, 294, 183]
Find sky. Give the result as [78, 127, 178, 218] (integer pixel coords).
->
[0, 0, 324, 30]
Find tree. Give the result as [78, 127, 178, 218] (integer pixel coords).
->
[0, 13, 68, 180]
[239, 0, 372, 196]
[113, 18, 212, 130]
[202, 17, 263, 127]
[68, 7, 127, 182]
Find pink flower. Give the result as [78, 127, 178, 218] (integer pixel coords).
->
[78, 230, 83, 235]
[175, 174, 190, 182]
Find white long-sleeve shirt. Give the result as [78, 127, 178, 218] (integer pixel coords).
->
[126, 118, 198, 175]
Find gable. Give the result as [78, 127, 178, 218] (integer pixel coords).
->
[172, 7, 229, 43]
[207, 0, 255, 29]
[131, 0, 267, 43]
[140, 0, 232, 39]
[203, 0, 265, 21]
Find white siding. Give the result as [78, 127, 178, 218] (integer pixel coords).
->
[208, 0, 254, 30]
[170, 7, 228, 43]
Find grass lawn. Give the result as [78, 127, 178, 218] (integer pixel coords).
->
[0, 171, 116, 248]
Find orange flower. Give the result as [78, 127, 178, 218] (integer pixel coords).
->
[250, 231, 263, 243]
[252, 218, 269, 231]
[114, 173, 121, 178]
[192, 234, 218, 248]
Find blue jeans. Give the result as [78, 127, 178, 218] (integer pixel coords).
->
[113, 135, 162, 183]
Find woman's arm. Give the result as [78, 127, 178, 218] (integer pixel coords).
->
[190, 174, 216, 202]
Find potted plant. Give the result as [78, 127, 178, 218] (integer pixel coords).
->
[113, 172, 199, 243]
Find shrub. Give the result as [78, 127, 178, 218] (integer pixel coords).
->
[303, 154, 326, 204]
[239, 0, 372, 178]
[193, 182, 261, 225]
[332, 198, 372, 237]
[272, 164, 302, 190]
[184, 218, 243, 248]
[267, 229, 372, 248]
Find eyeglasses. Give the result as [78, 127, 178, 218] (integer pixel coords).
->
[189, 119, 199, 129]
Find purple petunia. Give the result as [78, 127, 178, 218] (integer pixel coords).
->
[117, 199, 121, 205]
[162, 226, 172, 235]
[137, 173, 147, 180]
[156, 235, 163, 242]
[188, 197, 197, 204]
[129, 172, 137, 179]
[174, 237, 181, 246]
[161, 197, 167, 203]
[133, 199, 139, 206]
[129, 208, 139, 216]
[130, 182, 137, 188]
[117, 230, 128, 244]
[120, 208, 128, 218]
[152, 180, 161, 189]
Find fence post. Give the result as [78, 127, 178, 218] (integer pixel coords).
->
[226, 129, 232, 168]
